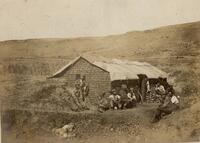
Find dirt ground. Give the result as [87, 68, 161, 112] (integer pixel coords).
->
[0, 104, 171, 143]
[2, 98, 200, 143]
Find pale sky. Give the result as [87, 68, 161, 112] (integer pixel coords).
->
[0, 0, 200, 41]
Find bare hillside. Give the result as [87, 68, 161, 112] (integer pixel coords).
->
[0, 21, 199, 59]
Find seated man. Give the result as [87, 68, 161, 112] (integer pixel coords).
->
[152, 91, 179, 123]
[109, 89, 121, 110]
[155, 83, 167, 103]
[98, 92, 110, 113]
[155, 83, 166, 95]
[119, 87, 129, 109]
[125, 88, 137, 108]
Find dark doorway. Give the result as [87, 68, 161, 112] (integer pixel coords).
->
[111, 79, 139, 89]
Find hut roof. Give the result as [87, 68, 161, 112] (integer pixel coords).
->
[94, 59, 167, 81]
[50, 56, 168, 80]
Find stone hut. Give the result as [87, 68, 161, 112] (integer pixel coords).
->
[49, 56, 168, 103]
[49, 56, 111, 103]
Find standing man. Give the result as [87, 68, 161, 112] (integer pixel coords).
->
[134, 85, 143, 103]
[139, 75, 149, 102]
[80, 75, 90, 110]
[72, 79, 83, 110]
[80, 75, 89, 102]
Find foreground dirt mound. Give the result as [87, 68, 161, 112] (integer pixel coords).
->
[2, 96, 200, 143]
[2, 99, 200, 143]
[2, 104, 155, 142]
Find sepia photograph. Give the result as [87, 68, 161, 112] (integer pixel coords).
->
[0, 0, 200, 143]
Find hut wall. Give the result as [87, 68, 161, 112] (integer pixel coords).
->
[58, 58, 111, 104]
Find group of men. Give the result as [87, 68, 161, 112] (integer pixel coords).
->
[98, 84, 141, 112]
[62, 75, 180, 122]
[97, 80, 180, 123]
